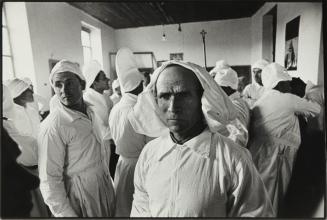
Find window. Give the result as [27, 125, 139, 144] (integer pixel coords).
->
[2, 7, 15, 81]
[81, 26, 92, 64]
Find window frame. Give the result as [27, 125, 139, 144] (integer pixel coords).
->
[2, 6, 16, 78]
[81, 26, 92, 63]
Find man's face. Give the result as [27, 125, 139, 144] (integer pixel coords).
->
[253, 68, 263, 86]
[156, 65, 203, 136]
[19, 88, 34, 104]
[115, 86, 121, 96]
[52, 71, 84, 107]
[94, 71, 110, 91]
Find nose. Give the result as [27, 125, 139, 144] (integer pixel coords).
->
[167, 95, 180, 113]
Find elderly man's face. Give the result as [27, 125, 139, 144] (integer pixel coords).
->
[253, 68, 263, 86]
[53, 71, 84, 107]
[156, 65, 203, 136]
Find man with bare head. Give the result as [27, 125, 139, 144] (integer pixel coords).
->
[129, 61, 274, 217]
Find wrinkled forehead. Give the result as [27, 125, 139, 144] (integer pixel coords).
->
[155, 64, 202, 92]
[53, 71, 81, 82]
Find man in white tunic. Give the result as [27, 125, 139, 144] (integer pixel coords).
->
[214, 65, 250, 147]
[128, 61, 274, 217]
[209, 59, 229, 78]
[83, 60, 114, 175]
[110, 79, 122, 105]
[38, 60, 115, 217]
[242, 59, 270, 108]
[108, 48, 150, 216]
[248, 63, 321, 214]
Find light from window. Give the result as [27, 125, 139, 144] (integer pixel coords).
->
[81, 27, 92, 64]
[2, 7, 15, 81]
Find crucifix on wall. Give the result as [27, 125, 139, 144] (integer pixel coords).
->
[200, 29, 207, 68]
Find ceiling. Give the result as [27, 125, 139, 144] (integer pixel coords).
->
[69, 1, 265, 29]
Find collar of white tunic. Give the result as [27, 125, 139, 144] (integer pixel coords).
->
[156, 127, 212, 161]
[56, 100, 95, 123]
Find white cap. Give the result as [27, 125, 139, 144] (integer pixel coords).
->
[22, 77, 33, 86]
[209, 60, 230, 77]
[112, 79, 120, 90]
[115, 48, 143, 93]
[49, 59, 85, 89]
[214, 67, 238, 90]
[252, 59, 270, 71]
[261, 63, 292, 89]
[6, 78, 30, 98]
[83, 60, 103, 88]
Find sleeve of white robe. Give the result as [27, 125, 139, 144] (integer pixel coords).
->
[130, 149, 151, 217]
[3, 119, 38, 166]
[286, 93, 321, 117]
[38, 126, 78, 217]
[227, 147, 275, 217]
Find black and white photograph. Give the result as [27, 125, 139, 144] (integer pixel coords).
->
[1, 1, 325, 219]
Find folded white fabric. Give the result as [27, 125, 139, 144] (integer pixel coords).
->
[6, 78, 30, 99]
[214, 67, 238, 90]
[261, 63, 292, 89]
[49, 59, 85, 89]
[115, 48, 143, 93]
[83, 60, 104, 88]
[128, 60, 238, 137]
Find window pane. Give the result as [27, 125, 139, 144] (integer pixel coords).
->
[2, 27, 11, 56]
[81, 30, 91, 47]
[2, 56, 14, 81]
[83, 47, 92, 64]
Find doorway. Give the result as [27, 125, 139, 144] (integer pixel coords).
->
[262, 5, 277, 62]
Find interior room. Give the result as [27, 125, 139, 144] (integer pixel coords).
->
[1, 1, 325, 218]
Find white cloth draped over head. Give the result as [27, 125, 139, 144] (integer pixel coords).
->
[2, 84, 15, 119]
[252, 59, 270, 71]
[6, 78, 30, 99]
[128, 60, 238, 137]
[214, 67, 238, 90]
[49, 59, 85, 89]
[115, 48, 143, 93]
[82, 60, 103, 88]
[261, 63, 292, 89]
[112, 79, 120, 90]
[209, 60, 230, 77]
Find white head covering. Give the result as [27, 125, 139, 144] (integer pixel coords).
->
[252, 59, 270, 71]
[49, 59, 85, 89]
[115, 48, 143, 93]
[128, 60, 238, 137]
[261, 63, 292, 89]
[112, 79, 120, 90]
[22, 77, 33, 86]
[209, 60, 230, 77]
[83, 60, 103, 88]
[2, 84, 15, 119]
[214, 67, 238, 90]
[6, 78, 30, 99]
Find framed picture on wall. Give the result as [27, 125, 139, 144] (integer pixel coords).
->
[170, 53, 183, 61]
[284, 16, 300, 71]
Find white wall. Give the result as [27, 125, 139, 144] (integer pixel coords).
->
[251, 2, 323, 84]
[115, 18, 252, 68]
[24, 2, 116, 99]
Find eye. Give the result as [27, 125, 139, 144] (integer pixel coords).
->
[54, 82, 62, 88]
[158, 93, 170, 100]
